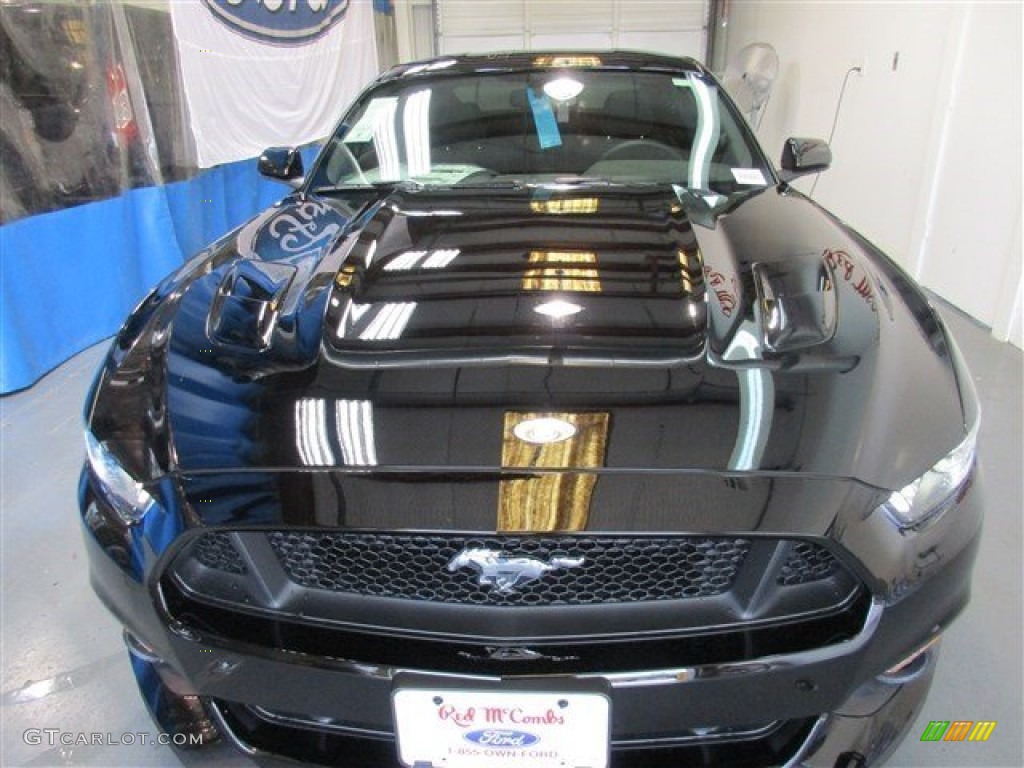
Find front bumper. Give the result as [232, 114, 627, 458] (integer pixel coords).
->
[196, 649, 938, 768]
[112, 576, 945, 768]
[202, 648, 941, 768]
[80, 465, 982, 767]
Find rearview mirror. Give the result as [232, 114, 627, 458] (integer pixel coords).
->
[258, 146, 304, 187]
[780, 138, 831, 180]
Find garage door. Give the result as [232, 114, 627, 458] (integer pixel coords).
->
[436, 0, 710, 61]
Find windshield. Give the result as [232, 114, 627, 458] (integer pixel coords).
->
[309, 68, 773, 194]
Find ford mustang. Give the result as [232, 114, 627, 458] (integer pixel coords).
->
[80, 51, 983, 767]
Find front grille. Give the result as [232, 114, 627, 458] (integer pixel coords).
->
[778, 540, 838, 586]
[164, 529, 867, 674]
[191, 532, 247, 575]
[267, 532, 751, 605]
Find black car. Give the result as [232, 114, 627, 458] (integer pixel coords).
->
[81, 51, 982, 768]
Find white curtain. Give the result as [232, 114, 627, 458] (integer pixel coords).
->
[170, 0, 379, 168]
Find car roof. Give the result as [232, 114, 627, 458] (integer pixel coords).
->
[378, 50, 707, 84]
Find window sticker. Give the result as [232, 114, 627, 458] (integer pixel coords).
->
[344, 97, 398, 143]
[672, 77, 692, 88]
[731, 168, 767, 185]
[527, 88, 562, 149]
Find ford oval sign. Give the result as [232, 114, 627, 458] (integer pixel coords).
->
[464, 729, 541, 748]
[203, 0, 349, 45]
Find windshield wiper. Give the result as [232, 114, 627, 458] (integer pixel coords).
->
[312, 181, 400, 195]
[455, 178, 528, 189]
[535, 176, 662, 189]
[545, 175, 615, 186]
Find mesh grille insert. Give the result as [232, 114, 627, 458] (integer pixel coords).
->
[266, 532, 752, 606]
[191, 532, 247, 575]
[777, 541, 838, 586]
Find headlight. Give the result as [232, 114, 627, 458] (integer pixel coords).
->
[84, 432, 156, 525]
[881, 419, 979, 529]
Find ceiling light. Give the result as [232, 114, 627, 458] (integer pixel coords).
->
[513, 417, 577, 445]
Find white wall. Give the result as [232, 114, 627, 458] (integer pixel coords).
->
[722, 1, 1023, 348]
[394, 0, 435, 62]
[916, 3, 1022, 344]
[434, 0, 709, 60]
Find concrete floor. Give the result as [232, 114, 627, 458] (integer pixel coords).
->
[1, 300, 1021, 767]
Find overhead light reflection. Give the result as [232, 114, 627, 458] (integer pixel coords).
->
[679, 249, 695, 294]
[688, 77, 720, 192]
[335, 399, 378, 467]
[513, 417, 577, 445]
[364, 239, 378, 267]
[543, 77, 584, 101]
[533, 55, 602, 68]
[372, 99, 400, 181]
[534, 299, 583, 319]
[678, 247, 704, 297]
[403, 89, 432, 177]
[529, 198, 599, 215]
[336, 301, 371, 339]
[404, 59, 457, 76]
[524, 251, 601, 292]
[726, 328, 774, 471]
[422, 248, 459, 268]
[398, 209, 464, 217]
[384, 250, 428, 271]
[383, 248, 460, 272]
[295, 398, 336, 466]
[359, 302, 417, 340]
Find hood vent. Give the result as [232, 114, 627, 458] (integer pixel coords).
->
[753, 256, 837, 353]
[208, 261, 296, 350]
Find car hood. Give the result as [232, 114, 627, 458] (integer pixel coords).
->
[97, 183, 966, 502]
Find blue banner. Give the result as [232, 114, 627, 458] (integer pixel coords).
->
[0, 151, 315, 394]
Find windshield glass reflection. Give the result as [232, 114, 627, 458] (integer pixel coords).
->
[312, 70, 771, 194]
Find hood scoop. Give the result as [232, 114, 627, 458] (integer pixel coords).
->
[208, 261, 296, 350]
[752, 255, 837, 353]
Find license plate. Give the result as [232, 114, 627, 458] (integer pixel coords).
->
[392, 679, 610, 768]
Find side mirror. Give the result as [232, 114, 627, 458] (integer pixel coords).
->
[258, 146, 304, 187]
[780, 137, 831, 180]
